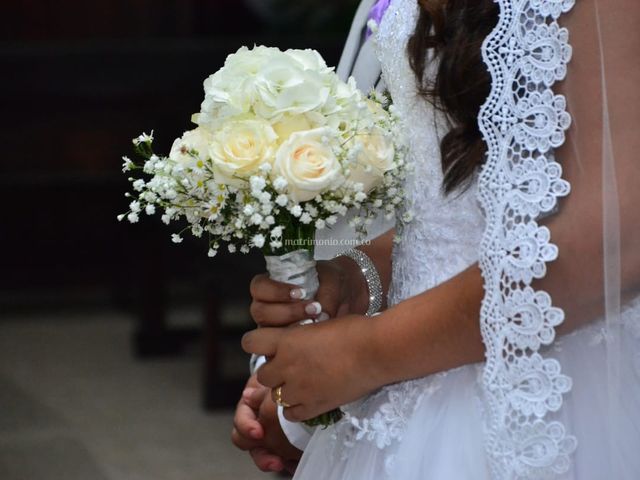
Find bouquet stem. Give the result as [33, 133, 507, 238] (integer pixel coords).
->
[264, 248, 344, 428]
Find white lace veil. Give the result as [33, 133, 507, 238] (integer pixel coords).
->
[477, 0, 640, 478]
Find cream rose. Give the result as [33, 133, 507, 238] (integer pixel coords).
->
[348, 127, 396, 193]
[169, 127, 213, 168]
[209, 119, 277, 186]
[273, 127, 343, 202]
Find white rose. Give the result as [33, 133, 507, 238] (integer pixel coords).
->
[273, 127, 343, 202]
[169, 128, 213, 168]
[283, 49, 331, 73]
[224, 46, 280, 74]
[210, 119, 278, 186]
[348, 127, 396, 193]
[254, 58, 329, 119]
[199, 47, 281, 127]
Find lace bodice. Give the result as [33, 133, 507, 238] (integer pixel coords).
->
[381, 0, 485, 306]
[333, 0, 486, 460]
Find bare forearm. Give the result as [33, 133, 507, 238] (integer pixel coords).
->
[366, 264, 485, 386]
[364, 230, 639, 389]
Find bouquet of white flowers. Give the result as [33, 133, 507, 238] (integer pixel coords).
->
[120, 45, 406, 426]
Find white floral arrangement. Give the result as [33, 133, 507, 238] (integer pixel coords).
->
[119, 45, 407, 427]
[120, 46, 406, 257]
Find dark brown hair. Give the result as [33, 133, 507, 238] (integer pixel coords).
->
[408, 0, 498, 193]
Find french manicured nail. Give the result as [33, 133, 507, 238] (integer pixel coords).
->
[305, 302, 322, 316]
[249, 428, 261, 439]
[290, 288, 306, 300]
[318, 312, 330, 322]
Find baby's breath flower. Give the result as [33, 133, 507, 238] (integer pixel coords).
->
[270, 240, 283, 250]
[252, 234, 265, 249]
[250, 176, 266, 192]
[275, 194, 289, 207]
[129, 200, 141, 213]
[251, 213, 263, 225]
[133, 179, 146, 192]
[192, 225, 204, 237]
[171, 234, 183, 243]
[228, 244, 237, 253]
[145, 204, 156, 215]
[290, 205, 302, 217]
[273, 176, 288, 191]
[208, 248, 218, 258]
[315, 219, 326, 230]
[122, 156, 134, 172]
[300, 212, 312, 224]
[243, 204, 255, 216]
[402, 211, 414, 223]
[271, 226, 284, 238]
[259, 163, 272, 174]
[259, 192, 271, 204]
[133, 130, 154, 146]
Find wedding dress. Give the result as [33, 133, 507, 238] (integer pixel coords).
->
[293, 0, 640, 478]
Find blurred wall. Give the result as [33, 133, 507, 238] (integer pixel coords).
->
[0, 0, 358, 312]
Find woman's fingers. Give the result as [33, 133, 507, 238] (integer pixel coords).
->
[250, 299, 322, 327]
[269, 383, 300, 409]
[246, 386, 268, 408]
[241, 328, 284, 357]
[233, 398, 264, 442]
[281, 405, 310, 423]
[256, 360, 286, 389]
[250, 274, 307, 302]
[249, 447, 286, 473]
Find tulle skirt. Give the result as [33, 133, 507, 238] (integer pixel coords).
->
[292, 312, 640, 480]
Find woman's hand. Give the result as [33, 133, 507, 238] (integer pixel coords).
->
[249, 258, 368, 328]
[231, 374, 301, 473]
[242, 314, 380, 422]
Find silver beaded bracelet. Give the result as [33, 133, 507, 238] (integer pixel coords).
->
[339, 248, 383, 317]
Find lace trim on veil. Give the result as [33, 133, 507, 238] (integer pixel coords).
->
[477, 0, 578, 478]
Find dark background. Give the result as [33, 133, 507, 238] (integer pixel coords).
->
[0, 0, 359, 408]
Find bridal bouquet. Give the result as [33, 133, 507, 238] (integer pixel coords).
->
[120, 45, 407, 426]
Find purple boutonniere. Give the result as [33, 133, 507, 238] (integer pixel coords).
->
[366, 0, 392, 39]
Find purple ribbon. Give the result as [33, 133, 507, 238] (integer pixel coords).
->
[365, 0, 392, 39]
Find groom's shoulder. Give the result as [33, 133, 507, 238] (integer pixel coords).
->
[337, 0, 382, 87]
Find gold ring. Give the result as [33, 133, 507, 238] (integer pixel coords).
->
[274, 386, 291, 408]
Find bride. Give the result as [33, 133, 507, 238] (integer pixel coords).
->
[235, 0, 640, 478]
